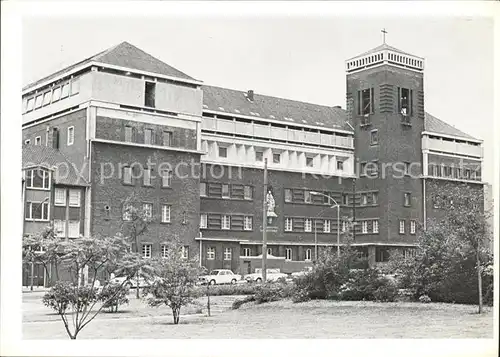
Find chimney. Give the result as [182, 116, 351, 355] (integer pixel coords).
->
[247, 90, 254, 102]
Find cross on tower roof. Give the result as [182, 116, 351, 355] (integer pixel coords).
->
[381, 28, 388, 44]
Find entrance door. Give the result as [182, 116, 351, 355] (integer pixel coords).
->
[23, 263, 45, 287]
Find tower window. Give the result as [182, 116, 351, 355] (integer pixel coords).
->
[357, 88, 374, 116]
[398, 87, 413, 116]
[145, 82, 156, 108]
[370, 129, 379, 145]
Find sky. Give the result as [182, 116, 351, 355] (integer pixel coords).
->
[22, 15, 494, 183]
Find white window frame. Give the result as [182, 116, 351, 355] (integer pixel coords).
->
[161, 205, 171, 223]
[161, 245, 168, 258]
[35, 136, 41, 145]
[284, 188, 292, 203]
[61, 83, 70, 99]
[372, 192, 378, 205]
[67, 126, 74, 146]
[222, 184, 230, 198]
[323, 220, 331, 233]
[342, 220, 347, 232]
[304, 191, 312, 203]
[143, 203, 153, 219]
[404, 192, 411, 207]
[42, 91, 52, 106]
[53, 220, 66, 237]
[122, 205, 132, 221]
[285, 248, 292, 261]
[161, 170, 172, 187]
[223, 248, 232, 261]
[54, 188, 67, 206]
[221, 215, 231, 230]
[304, 218, 312, 232]
[68, 221, 80, 238]
[142, 244, 152, 259]
[244, 185, 252, 200]
[207, 247, 215, 260]
[410, 220, 416, 234]
[181, 246, 189, 260]
[244, 216, 253, 231]
[285, 218, 293, 232]
[243, 248, 251, 257]
[144, 128, 154, 145]
[68, 189, 80, 207]
[373, 220, 379, 233]
[399, 220, 405, 234]
[26, 169, 51, 190]
[35, 94, 43, 109]
[52, 86, 61, 102]
[305, 249, 312, 261]
[71, 77, 80, 95]
[200, 213, 207, 229]
[200, 182, 207, 197]
[26, 97, 35, 112]
[143, 167, 152, 186]
[362, 221, 368, 234]
[25, 201, 50, 221]
[361, 194, 368, 206]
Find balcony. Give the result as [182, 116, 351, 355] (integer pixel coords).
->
[422, 136, 483, 158]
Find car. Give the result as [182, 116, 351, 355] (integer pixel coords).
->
[111, 275, 154, 289]
[291, 266, 313, 278]
[245, 269, 288, 283]
[199, 269, 242, 285]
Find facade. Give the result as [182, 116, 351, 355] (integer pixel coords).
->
[22, 41, 485, 278]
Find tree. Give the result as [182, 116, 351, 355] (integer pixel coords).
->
[42, 234, 145, 339]
[143, 240, 202, 324]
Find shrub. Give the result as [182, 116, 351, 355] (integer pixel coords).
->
[291, 287, 311, 303]
[254, 282, 290, 304]
[99, 284, 130, 312]
[338, 269, 381, 301]
[373, 279, 398, 302]
[419, 294, 431, 303]
[232, 295, 256, 310]
[199, 284, 257, 296]
[42, 281, 74, 313]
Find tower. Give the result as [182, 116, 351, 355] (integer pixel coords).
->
[345, 38, 426, 263]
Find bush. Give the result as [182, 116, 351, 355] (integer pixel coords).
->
[373, 279, 398, 302]
[99, 284, 130, 312]
[231, 295, 256, 310]
[338, 269, 383, 301]
[254, 282, 291, 304]
[42, 282, 99, 314]
[200, 284, 257, 296]
[419, 294, 431, 303]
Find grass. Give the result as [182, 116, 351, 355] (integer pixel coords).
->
[23, 293, 493, 339]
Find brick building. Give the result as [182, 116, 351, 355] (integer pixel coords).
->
[22, 41, 484, 281]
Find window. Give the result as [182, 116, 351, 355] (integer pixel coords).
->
[35, 136, 41, 145]
[24, 139, 30, 145]
[404, 162, 410, 176]
[370, 129, 379, 145]
[361, 193, 368, 206]
[376, 247, 390, 263]
[404, 249, 416, 259]
[144, 129, 154, 145]
[360, 162, 367, 176]
[337, 160, 344, 171]
[323, 220, 331, 233]
[123, 166, 132, 184]
[61, 83, 70, 99]
[68, 221, 80, 238]
[42, 91, 51, 106]
[25, 201, 49, 221]
[305, 249, 312, 261]
[125, 126, 133, 142]
[373, 220, 379, 233]
[143, 203, 153, 219]
[410, 220, 416, 234]
[267, 248, 272, 256]
[222, 215, 230, 230]
[358, 88, 374, 115]
[243, 248, 251, 257]
[362, 221, 368, 234]
[285, 218, 293, 232]
[52, 87, 61, 102]
[372, 192, 378, 205]
[207, 247, 215, 260]
[161, 170, 172, 187]
[306, 157, 314, 167]
[342, 220, 347, 232]
[224, 248, 232, 261]
[142, 244, 152, 258]
[244, 185, 253, 200]
[35, 94, 43, 108]
[398, 87, 413, 116]
[163, 131, 172, 146]
[284, 189, 292, 202]
[200, 213, 207, 228]
[244, 216, 253, 231]
[273, 153, 281, 164]
[161, 245, 168, 258]
[122, 205, 132, 221]
[342, 194, 349, 205]
[404, 193, 411, 207]
[55, 188, 66, 206]
[65, 126, 74, 146]
[181, 246, 189, 259]
[219, 147, 228, 158]
[53, 220, 65, 237]
[304, 218, 312, 232]
[255, 151, 264, 162]
[69, 189, 80, 207]
[399, 220, 405, 234]
[285, 248, 292, 261]
[304, 191, 312, 203]
[161, 205, 171, 223]
[200, 182, 207, 197]
[143, 167, 152, 186]
[145, 82, 156, 107]
[26, 169, 50, 189]
[71, 78, 80, 95]
[222, 184, 230, 198]
[26, 97, 35, 112]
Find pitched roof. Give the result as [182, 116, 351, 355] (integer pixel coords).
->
[202, 85, 350, 131]
[424, 112, 478, 141]
[22, 146, 89, 186]
[349, 43, 419, 60]
[23, 41, 195, 91]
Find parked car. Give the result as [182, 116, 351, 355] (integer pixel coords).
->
[111, 276, 154, 289]
[291, 266, 313, 278]
[245, 269, 288, 283]
[199, 269, 242, 285]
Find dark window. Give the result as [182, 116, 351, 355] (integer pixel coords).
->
[342, 194, 349, 205]
[163, 131, 172, 146]
[375, 247, 390, 262]
[358, 88, 374, 116]
[306, 157, 314, 167]
[404, 192, 411, 207]
[372, 192, 378, 205]
[219, 147, 227, 158]
[255, 151, 263, 162]
[145, 82, 156, 108]
[360, 162, 367, 176]
[273, 153, 281, 164]
[398, 87, 413, 116]
[284, 189, 292, 202]
[370, 129, 378, 145]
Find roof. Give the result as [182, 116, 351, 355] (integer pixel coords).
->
[424, 112, 478, 141]
[202, 85, 350, 131]
[23, 41, 195, 91]
[22, 145, 89, 186]
[348, 43, 420, 60]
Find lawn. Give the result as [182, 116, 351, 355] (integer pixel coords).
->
[23, 292, 493, 339]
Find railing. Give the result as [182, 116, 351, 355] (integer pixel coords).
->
[422, 136, 483, 158]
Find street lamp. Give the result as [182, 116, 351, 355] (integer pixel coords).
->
[310, 191, 341, 257]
